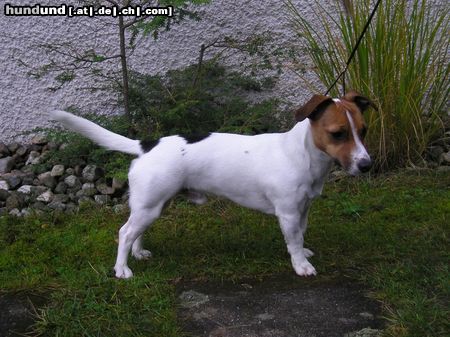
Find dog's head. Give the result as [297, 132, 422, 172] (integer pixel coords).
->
[295, 91, 377, 175]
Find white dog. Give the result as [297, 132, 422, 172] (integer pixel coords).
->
[50, 91, 375, 279]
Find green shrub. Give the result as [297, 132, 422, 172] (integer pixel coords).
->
[127, 60, 281, 137]
[287, 0, 449, 171]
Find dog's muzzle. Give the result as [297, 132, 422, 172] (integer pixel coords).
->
[357, 157, 372, 173]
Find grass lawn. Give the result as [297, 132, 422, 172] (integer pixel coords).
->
[0, 170, 448, 337]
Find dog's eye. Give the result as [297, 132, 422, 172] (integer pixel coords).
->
[330, 130, 347, 141]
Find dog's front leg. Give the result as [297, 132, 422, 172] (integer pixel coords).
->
[277, 209, 317, 276]
[299, 200, 314, 258]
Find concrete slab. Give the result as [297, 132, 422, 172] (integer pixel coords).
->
[178, 274, 384, 337]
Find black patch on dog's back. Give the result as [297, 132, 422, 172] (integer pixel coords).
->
[140, 138, 160, 153]
[181, 133, 211, 144]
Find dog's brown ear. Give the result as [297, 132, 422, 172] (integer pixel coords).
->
[295, 95, 334, 122]
[343, 91, 378, 112]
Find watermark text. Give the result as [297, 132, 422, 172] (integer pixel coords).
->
[4, 3, 173, 18]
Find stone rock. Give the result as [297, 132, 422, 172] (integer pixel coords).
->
[121, 193, 129, 203]
[16, 146, 28, 157]
[82, 165, 104, 182]
[96, 182, 115, 195]
[0, 142, 10, 156]
[440, 151, 450, 165]
[74, 165, 84, 176]
[65, 167, 75, 175]
[78, 196, 94, 205]
[25, 151, 42, 165]
[359, 312, 374, 320]
[0, 156, 15, 174]
[344, 328, 382, 337]
[21, 173, 35, 185]
[0, 189, 10, 201]
[31, 134, 47, 145]
[80, 183, 97, 196]
[0, 180, 9, 190]
[36, 190, 54, 203]
[17, 185, 33, 194]
[11, 159, 24, 171]
[65, 202, 77, 213]
[112, 204, 127, 213]
[31, 201, 48, 211]
[112, 177, 127, 190]
[94, 194, 110, 205]
[54, 182, 68, 194]
[51, 165, 65, 177]
[53, 194, 70, 203]
[21, 208, 33, 217]
[31, 186, 47, 197]
[64, 175, 81, 188]
[3, 175, 22, 190]
[9, 208, 22, 217]
[48, 201, 66, 211]
[45, 141, 59, 151]
[59, 143, 69, 151]
[6, 193, 25, 210]
[427, 145, 444, 162]
[28, 144, 42, 152]
[179, 290, 210, 308]
[0, 207, 8, 216]
[37, 172, 57, 189]
[7, 142, 20, 153]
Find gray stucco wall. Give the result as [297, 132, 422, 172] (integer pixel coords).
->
[1, 0, 332, 142]
[2, 0, 445, 142]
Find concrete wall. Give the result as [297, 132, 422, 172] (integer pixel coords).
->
[0, 0, 333, 142]
[1, 0, 445, 142]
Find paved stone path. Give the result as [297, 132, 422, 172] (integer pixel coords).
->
[178, 274, 384, 337]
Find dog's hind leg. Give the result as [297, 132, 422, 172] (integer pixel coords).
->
[131, 235, 152, 260]
[114, 204, 163, 278]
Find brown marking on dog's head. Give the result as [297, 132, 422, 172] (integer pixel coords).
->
[295, 91, 375, 173]
[343, 90, 378, 112]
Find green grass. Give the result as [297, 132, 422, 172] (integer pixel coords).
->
[0, 170, 448, 336]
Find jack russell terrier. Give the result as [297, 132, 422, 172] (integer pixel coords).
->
[50, 91, 376, 279]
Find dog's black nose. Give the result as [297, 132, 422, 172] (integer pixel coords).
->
[357, 158, 372, 173]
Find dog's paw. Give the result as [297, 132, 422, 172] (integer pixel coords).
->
[292, 259, 317, 277]
[114, 265, 133, 279]
[303, 248, 314, 258]
[132, 249, 152, 260]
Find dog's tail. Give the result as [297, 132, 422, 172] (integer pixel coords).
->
[49, 110, 143, 156]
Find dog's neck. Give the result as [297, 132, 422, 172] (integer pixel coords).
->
[285, 120, 333, 180]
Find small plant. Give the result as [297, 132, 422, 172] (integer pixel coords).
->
[287, 0, 449, 171]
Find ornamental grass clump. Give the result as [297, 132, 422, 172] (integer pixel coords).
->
[287, 0, 449, 170]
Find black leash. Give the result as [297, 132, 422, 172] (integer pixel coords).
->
[325, 0, 382, 96]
